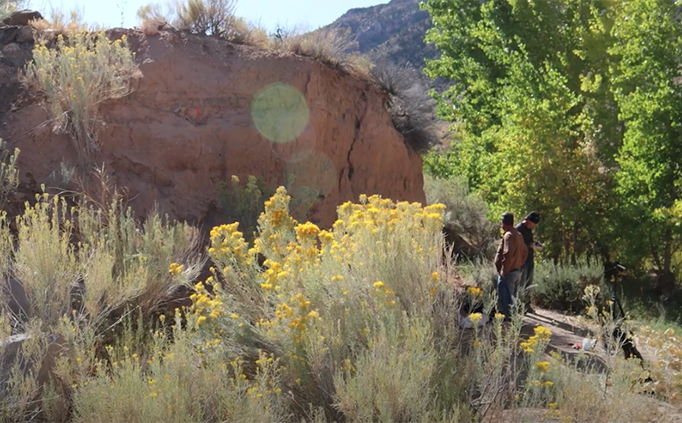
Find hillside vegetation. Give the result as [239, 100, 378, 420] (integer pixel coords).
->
[0, 0, 681, 422]
[326, 0, 444, 89]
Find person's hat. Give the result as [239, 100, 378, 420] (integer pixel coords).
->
[524, 211, 541, 224]
[500, 212, 514, 226]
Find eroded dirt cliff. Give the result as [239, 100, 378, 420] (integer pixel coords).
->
[0, 27, 425, 229]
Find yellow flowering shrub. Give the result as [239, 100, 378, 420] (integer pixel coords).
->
[183, 188, 452, 420]
[23, 31, 140, 159]
[516, 325, 557, 409]
[15, 186, 665, 423]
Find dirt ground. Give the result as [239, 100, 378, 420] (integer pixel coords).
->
[511, 308, 682, 423]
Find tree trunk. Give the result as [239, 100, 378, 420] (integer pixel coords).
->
[657, 228, 676, 296]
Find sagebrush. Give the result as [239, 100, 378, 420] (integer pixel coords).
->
[23, 31, 140, 160]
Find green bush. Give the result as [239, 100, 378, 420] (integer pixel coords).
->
[218, 175, 274, 242]
[218, 174, 321, 240]
[532, 259, 604, 313]
[424, 174, 498, 260]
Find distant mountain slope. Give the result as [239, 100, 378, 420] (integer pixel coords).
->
[327, 0, 448, 92]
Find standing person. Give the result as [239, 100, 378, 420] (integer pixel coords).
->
[516, 211, 541, 314]
[494, 212, 528, 321]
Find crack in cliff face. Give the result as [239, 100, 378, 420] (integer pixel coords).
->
[340, 91, 369, 192]
[303, 72, 312, 97]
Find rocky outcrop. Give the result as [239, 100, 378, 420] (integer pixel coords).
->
[327, 0, 450, 92]
[0, 29, 425, 230]
[1, 10, 43, 26]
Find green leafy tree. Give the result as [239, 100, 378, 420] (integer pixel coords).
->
[609, 0, 682, 292]
[423, 0, 682, 288]
[422, 0, 621, 262]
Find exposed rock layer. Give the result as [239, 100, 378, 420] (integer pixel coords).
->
[0, 28, 425, 229]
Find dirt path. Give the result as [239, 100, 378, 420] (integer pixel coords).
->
[521, 309, 682, 423]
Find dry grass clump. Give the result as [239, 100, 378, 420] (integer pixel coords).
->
[136, 1, 372, 78]
[137, 3, 269, 47]
[227, 17, 271, 49]
[29, 9, 97, 43]
[134, 3, 166, 35]
[138, 17, 164, 36]
[0, 139, 19, 212]
[280, 28, 371, 79]
[136, 3, 170, 35]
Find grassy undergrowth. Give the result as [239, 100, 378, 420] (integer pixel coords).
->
[0, 188, 673, 422]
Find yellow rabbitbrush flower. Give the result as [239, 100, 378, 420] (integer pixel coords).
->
[466, 286, 482, 296]
[295, 222, 320, 241]
[533, 325, 552, 342]
[469, 313, 483, 323]
[520, 325, 553, 353]
[168, 262, 184, 276]
[209, 222, 256, 270]
[189, 280, 224, 326]
[536, 361, 550, 373]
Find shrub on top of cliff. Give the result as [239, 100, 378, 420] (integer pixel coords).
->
[22, 31, 140, 161]
[29, 9, 94, 41]
[175, 0, 236, 36]
[371, 60, 439, 153]
[280, 28, 372, 79]
[137, 0, 271, 47]
[228, 17, 271, 49]
[138, 0, 238, 37]
[0, 139, 20, 212]
[136, 2, 171, 35]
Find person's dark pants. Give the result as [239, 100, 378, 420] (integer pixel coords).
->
[497, 270, 521, 321]
[520, 263, 534, 311]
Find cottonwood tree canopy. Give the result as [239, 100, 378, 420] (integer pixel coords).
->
[422, 0, 682, 289]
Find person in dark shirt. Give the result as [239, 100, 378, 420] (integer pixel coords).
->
[516, 211, 541, 314]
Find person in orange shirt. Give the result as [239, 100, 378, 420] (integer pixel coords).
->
[494, 212, 528, 321]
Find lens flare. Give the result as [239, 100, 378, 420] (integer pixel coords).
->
[251, 83, 309, 143]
